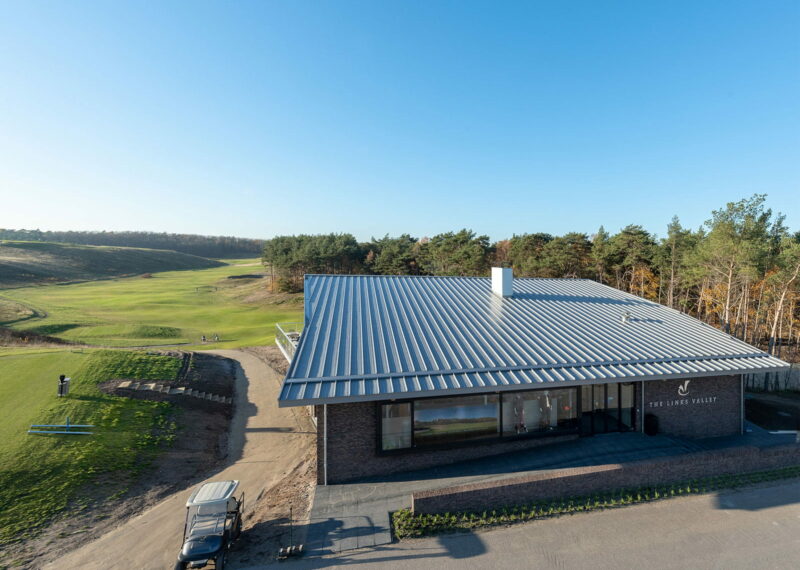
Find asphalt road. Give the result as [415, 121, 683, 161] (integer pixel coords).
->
[262, 478, 800, 570]
[45, 349, 310, 570]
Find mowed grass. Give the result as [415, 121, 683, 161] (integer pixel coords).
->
[2, 260, 302, 348]
[0, 349, 181, 546]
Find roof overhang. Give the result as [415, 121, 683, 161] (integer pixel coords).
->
[278, 357, 789, 407]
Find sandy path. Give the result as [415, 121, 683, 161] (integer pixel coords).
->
[46, 349, 310, 570]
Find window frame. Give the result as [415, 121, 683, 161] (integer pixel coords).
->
[376, 387, 581, 455]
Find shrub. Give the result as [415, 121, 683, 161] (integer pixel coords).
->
[392, 466, 800, 539]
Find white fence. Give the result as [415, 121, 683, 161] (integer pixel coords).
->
[744, 363, 800, 392]
[276, 322, 304, 362]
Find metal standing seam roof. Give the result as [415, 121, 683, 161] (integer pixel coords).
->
[278, 275, 789, 407]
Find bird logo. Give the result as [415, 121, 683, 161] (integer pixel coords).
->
[678, 380, 690, 397]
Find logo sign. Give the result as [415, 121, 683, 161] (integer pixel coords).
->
[647, 379, 717, 409]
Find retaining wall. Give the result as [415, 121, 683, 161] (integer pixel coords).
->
[412, 443, 800, 514]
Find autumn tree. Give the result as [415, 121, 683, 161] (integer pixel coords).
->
[692, 195, 778, 334]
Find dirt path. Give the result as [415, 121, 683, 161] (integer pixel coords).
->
[45, 349, 313, 570]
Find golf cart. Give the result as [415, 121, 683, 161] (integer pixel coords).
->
[174, 480, 244, 570]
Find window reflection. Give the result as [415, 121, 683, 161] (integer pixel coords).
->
[413, 394, 499, 447]
[381, 402, 412, 450]
[501, 389, 577, 435]
[620, 382, 634, 430]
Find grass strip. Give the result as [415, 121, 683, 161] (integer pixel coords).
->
[393, 465, 800, 539]
[0, 349, 181, 546]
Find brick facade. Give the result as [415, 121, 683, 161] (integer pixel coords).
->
[316, 402, 578, 484]
[316, 375, 742, 484]
[642, 375, 741, 438]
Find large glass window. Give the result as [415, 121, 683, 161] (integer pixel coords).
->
[413, 394, 499, 447]
[378, 389, 581, 452]
[620, 383, 635, 430]
[579, 382, 637, 435]
[501, 389, 577, 435]
[381, 403, 412, 450]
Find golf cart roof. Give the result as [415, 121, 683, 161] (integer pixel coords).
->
[186, 480, 239, 507]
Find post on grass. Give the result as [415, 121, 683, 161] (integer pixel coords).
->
[57, 375, 71, 398]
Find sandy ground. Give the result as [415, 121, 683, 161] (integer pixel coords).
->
[44, 349, 315, 570]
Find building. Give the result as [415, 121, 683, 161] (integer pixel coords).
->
[277, 269, 789, 484]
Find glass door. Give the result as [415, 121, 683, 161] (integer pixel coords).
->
[593, 384, 606, 433]
[580, 383, 633, 435]
[580, 385, 593, 436]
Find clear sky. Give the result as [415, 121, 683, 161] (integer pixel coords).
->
[1, 1, 798, 241]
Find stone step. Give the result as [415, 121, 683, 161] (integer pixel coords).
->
[170, 387, 185, 395]
[142, 383, 157, 391]
[118, 381, 132, 389]
[130, 382, 141, 390]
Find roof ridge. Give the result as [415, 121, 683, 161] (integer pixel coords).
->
[304, 274, 592, 281]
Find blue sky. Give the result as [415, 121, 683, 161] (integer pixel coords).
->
[1, 1, 798, 241]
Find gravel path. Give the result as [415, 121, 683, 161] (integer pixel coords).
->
[45, 349, 312, 570]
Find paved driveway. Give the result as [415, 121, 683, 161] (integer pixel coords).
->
[246, 478, 800, 570]
[303, 427, 795, 557]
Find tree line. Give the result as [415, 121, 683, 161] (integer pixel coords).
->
[0, 229, 264, 259]
[262, 195, 800, 358]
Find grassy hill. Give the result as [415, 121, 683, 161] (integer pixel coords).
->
[0, 241, 224, 288]
[2, 260, 303, 348]
[0, 349, 180, 547]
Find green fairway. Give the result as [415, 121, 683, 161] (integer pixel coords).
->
[2, 259, 302, 348]
[0, 349, 181, 546]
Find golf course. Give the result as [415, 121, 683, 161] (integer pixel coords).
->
[1, 257, 302, 349]
[0, 247, 303, 559]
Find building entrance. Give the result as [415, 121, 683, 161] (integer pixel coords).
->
[580, 383, 636, 435]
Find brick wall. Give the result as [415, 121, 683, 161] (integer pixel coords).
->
[643, 375, 741, 438]
[317, 402, 578, 484]
[316, 375, 742, 484]
[412, 443, 800, 514]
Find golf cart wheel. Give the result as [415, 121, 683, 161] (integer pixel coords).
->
[216, 549, 227, 569]
[234, 516, 242, 539]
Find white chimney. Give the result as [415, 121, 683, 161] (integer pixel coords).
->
[491, 267, 513, 298]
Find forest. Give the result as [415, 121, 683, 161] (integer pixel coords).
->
[0, 229, 263, 258]
[262, 195, 800, 359]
